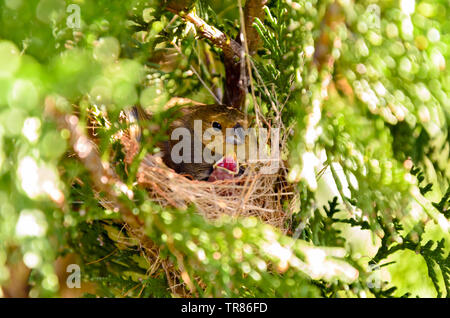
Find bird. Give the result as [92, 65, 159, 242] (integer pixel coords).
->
[128, 100, 249, 180]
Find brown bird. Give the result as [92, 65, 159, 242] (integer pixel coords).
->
[129, 101, 249, 180]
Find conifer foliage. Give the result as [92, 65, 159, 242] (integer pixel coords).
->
[0, 0, 449, 297]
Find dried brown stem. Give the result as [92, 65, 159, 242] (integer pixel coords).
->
[45, 98, 196, 296]
[44, 97, 155, 253]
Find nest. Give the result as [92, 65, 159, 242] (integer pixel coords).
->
[120, 133, 293, 232]
[107, 121, 295, 297]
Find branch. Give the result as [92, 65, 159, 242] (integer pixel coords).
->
[44, 97, 153, 249]
[224, 0, 267, 108]
[165, 1, 266, 109]
[225, 0, 267, 109]
[166, 5, 244, 108]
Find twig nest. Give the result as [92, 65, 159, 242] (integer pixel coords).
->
[121, 132, 291, 232]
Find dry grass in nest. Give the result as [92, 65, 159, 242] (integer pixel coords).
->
[139, 156, 290, 230]
[120, 133, 293, 233]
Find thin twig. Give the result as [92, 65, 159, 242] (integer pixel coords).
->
[167, 8, 242, 62]
[238, 0, 262, 127]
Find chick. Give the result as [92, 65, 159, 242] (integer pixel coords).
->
[207, 153, 240, 182]
[130, 102, 249, 180]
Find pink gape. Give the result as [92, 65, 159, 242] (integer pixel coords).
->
[208, 154, 239, 182]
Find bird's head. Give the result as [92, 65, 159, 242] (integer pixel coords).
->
[170, 104, 251, 159]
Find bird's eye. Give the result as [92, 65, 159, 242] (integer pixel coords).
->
[212, 121, 222, 131]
